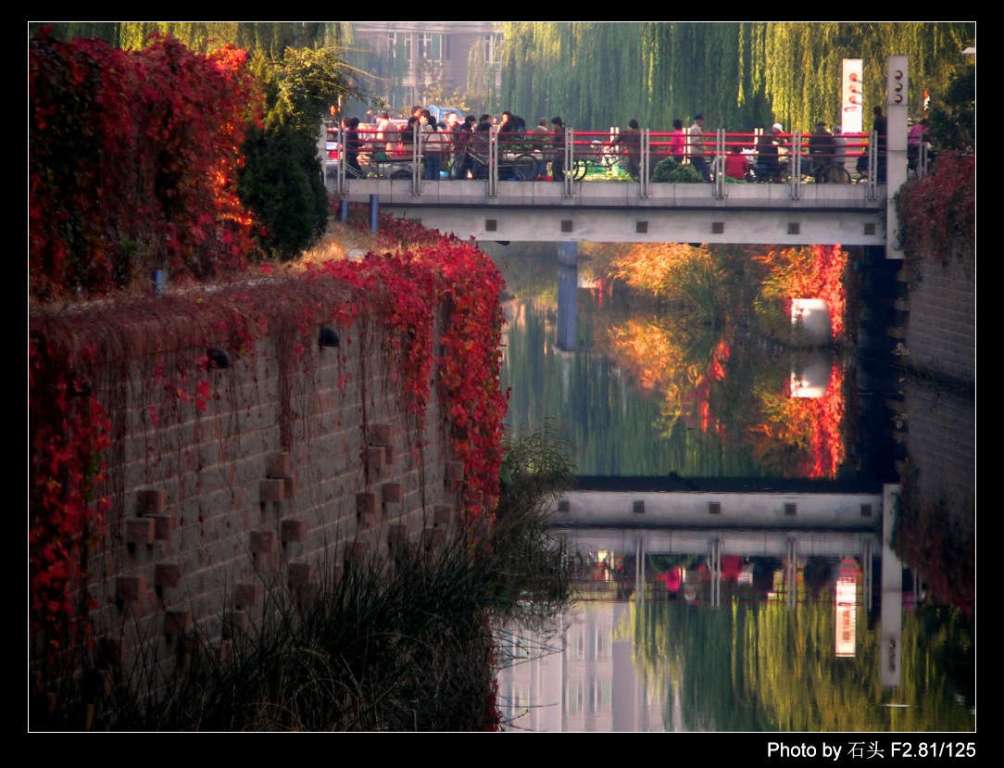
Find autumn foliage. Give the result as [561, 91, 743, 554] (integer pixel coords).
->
[30, 213, 509, 657]
[897, 151, 975, 261]
[29, 31, 262, 301]
[755, 245, 848, 341]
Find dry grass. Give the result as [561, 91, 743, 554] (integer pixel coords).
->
[297, 218, 387, 269]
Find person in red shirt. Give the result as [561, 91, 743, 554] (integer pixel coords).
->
[724, 144, 747, 180]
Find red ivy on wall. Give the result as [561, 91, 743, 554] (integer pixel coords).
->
[29, 340, 113, 657]
[897, 151, 975, 261]
[30, 214, 508, 655]
[29, 31, 261, 301]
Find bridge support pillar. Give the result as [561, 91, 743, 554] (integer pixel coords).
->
[885, 55, 909, 260]
[369, 194, 379, 233]
[556, 261, 577, 352]
[880, 483, 903, 687]
[557, 240, 579, 267]
[339, 198, 349, 223]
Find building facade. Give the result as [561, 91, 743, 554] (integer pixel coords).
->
[348, 22, 502, 114]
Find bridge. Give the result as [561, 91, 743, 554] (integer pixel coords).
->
[548, 484, 906, 684]
[330, 177, 888, 247]
[326, 56, 916, 255]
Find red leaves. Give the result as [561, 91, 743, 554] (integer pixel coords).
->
[29, 34, 262, 301]
[898, 152, 975, 261]
[29, 337, 113, 657]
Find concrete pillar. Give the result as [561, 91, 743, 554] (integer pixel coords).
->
[885, 55, 909, 259]
[880, 483, 903, 688]
[557, 240, 579, 267]
[556, 263, 578, 352]
[369, 194, 379, 233]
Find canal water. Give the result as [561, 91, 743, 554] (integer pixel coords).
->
[486, 242, 974, 732]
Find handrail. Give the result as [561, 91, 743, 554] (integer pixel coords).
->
[325, 124, 879, 189]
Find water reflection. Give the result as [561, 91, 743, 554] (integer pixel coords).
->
[489, 241, 970, 732]
[496, 526, 974, 732]
[494, 244, 851, 479]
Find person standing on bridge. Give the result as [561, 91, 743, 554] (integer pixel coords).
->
[669, 118, 686, 163]
[755, 126, 781, 182]
[374, 111, 392, 154]
[688, 114, 710, 181]
[472, 116, 492, 179]
[343, 116, 361, 177]
[532, 119, 550, 179]
[808, 120, 835, 183]
[550, 117, 566, 182]
[872, 105, 887, 183]
[614, 118, 642, 180]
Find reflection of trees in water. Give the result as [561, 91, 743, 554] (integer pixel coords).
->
[495, 244, 849, 478]
[619, 597, 974, 732]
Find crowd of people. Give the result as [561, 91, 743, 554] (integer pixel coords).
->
[332, 104, 923, 184]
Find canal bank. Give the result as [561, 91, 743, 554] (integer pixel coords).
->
[889, 154, 975, 614]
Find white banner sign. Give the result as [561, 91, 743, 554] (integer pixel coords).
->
[842, 59, 864, 134]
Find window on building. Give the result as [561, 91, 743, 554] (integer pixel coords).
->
[595, 626, 610, 660]
[389, 32, 411, 62]
[421, 32, 443, 61]
[591, 678, 612, 713]
[567, 679, 584, 714]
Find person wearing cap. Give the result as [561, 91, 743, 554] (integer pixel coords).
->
[688, 114, 710, 181]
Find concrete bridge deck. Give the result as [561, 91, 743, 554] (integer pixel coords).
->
[330, 177, 888, 246]
[549, 489, 883, 530]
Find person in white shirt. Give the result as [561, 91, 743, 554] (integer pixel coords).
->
[688, 113, 710, 181]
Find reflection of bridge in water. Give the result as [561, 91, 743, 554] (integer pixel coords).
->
[550, 484, 905, 687]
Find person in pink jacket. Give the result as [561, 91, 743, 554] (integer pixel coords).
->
[669, 118, 686, 162]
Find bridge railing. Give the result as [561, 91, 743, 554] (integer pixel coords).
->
[329, 124, 882, 201]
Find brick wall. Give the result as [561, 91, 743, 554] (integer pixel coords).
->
[903, 378, 975, 513]
[902, 249, 975, 385]
[58, 300, 464, 671]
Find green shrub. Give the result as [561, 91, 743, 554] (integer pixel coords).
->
[652, 158, 704, 183]
[239, 125, 328, 261]
[651, 157, 680, 182]
[238, 47, 362, 262]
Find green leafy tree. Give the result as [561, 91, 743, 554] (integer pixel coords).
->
[239, 47, 363, 260]
[928, 65, 974, 152]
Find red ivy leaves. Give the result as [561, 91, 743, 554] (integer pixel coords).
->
[897, 151, 975, 262]
[29, 339, 112, 656]
[29, 32, 262, 301]
[29, 215, 508, 657]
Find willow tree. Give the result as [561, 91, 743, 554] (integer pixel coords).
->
[497, 22, 973, 131]
[115, 22, 345, 56]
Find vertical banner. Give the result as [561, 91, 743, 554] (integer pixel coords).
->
[835, 558, 859, 658]
[842, 59, 864, 134]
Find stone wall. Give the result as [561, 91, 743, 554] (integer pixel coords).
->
[901, 248, 975, 386]
[67, 300, 464, 671]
